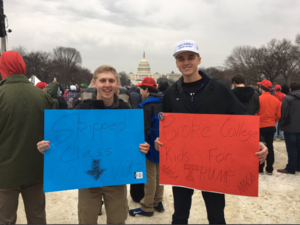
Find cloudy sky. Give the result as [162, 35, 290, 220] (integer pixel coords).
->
[4, 0, 300, 74]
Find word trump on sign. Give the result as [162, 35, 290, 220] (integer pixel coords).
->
[44, 109, 146, 193]
[159, 113, 259, 197]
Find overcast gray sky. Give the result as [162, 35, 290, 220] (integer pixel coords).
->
[4, 0, 300, 74]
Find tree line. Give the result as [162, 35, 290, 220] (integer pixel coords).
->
[224, 34, 300, 85]
[2, 34, 299, 88]
[2, 46, 93, 88]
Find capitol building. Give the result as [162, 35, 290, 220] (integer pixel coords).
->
[127, 52, 182, 85]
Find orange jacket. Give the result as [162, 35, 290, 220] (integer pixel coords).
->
[257, 92, 281, 128]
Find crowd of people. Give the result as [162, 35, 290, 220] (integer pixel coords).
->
[0, 39, 298, 224]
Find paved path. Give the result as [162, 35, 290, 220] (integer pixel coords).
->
[16, 139, 300, 224]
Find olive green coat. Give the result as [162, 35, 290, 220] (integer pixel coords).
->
[0, 74, 55, 188]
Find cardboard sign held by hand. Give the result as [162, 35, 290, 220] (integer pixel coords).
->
[159, 113, 259, 197]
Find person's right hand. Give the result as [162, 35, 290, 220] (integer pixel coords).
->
[154, 137, 163, 151]
[37, 140, 50, 154]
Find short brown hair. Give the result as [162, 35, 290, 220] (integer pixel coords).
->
[231, 74, 245, 84]
[290, 81, 300, 92]
[93, 65, 119, 81]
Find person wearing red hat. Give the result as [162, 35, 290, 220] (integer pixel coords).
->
[273, 84, 286, 140]
[36, 82, 47, 90]
[129, 77, 164, 217]
[257, 79, 281, 174]
[0, 51, 55, 224]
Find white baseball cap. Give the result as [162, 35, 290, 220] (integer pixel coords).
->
[173, 40, 200, 58]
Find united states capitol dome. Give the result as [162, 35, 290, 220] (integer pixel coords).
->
[137, 52, 152, 77]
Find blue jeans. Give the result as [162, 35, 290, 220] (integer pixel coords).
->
[284, 132, 300, 174]
[274, 122, 284, 139]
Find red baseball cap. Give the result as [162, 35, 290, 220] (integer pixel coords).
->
[274, 84, 281, 90]
[136, 77, 157, 88]
[257, 79, 272, 90]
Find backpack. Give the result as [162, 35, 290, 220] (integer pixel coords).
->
[67, 97, 74, 109]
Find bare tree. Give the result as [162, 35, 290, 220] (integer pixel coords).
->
[225, 36, 300, 85]
[53, 47, 82, 86]
[12, 45, 27, 57]
[24, 51, 53, 82]
[296, 33, 300, 46]
[119, 71, 131, 86]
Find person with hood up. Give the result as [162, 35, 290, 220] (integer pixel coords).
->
[278, 82, 300, 174]
[65, 85, 77, 108]
[0, 51, 55, 224]
[129, 77, 165, 217]
[231, 74, 260, 115]
[129, 85, 142, 109]
[273, 84, 286, 140]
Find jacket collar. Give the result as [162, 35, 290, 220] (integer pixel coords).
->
[0, 74, 30, 86]
[175, 70, 211, 94]
[92, 92, 120, 109]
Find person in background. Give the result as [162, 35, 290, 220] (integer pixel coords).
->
[281, 84, 290, 95]
[257, 79, 281, 175]
[158, 80, 169, 94]
[73, 83, 87, 108]
[231, 74, 260, 115]
[278, 82, 300, 174]
[65, 85, 77, 109]
[130, 77, 164, 217]
[53, 78, 65, 97]
[80, 80, 96, 101]
[0, 51, 55, 224]
[119, 87, 133, 107]
[36, 82, 47, 90]
[273, 84, 286, 140]
[129, 86, 142, 109]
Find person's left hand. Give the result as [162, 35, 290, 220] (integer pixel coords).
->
[139, 142, 150, 154]
[255, 142, 268, 164]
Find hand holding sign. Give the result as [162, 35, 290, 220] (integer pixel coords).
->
[159, 113, 260, 197]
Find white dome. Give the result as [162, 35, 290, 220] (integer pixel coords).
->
[137, 52, 151, 76]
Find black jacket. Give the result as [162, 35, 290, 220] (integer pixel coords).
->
[75, 93, 130, 110]
[130, 86, 143, 109]
[279, 90, 300, 132]
[163, 71, 247, 115]
[232, 87, 260, 115]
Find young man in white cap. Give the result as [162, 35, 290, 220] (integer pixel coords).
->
[155, 40, 268, 224]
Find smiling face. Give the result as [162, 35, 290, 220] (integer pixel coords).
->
[93, 71, 119, 102]
[176, 51, 201, 80]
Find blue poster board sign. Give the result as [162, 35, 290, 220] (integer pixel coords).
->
[44, 109, 146, 193]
